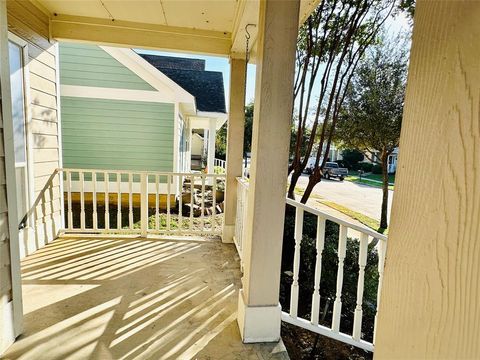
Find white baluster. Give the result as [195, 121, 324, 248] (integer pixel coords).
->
[104, 172, 109, 230]
[140, 173, 148, 237]
[290, 207, 304, 318]
[200, 175, 205, 231]
[155, 174, 160, 231]
[311, 216, 326, 325]
[80, 171, 85, 230]
[211, 175, 217, 233]
[374, 239, 387, 344]
[117, 173, 122, 230]
[189, 174, 194, 231]
[353, 233, 369, 340]
[167, 174, 171, 232]
[178, 174, 183, 231]
[92, 172, 97, 230]
[128, 173, 133, 229]
[66, 170, 73, 230]
[332, 225, 348, 333]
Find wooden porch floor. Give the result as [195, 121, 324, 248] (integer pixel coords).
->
[2, 236, 289, 360]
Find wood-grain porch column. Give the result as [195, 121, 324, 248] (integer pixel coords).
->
[375, 1, 480, 357]
[222, 58, 246, 243]
[237, 0, 299, 342]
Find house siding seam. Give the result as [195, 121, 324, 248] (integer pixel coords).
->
[61, 97, 175, 172]
[60, 43, 156, 91]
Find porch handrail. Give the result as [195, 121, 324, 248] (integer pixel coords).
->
[234, 179, 387, 352]
[19, 168, 60, 230]
[55, 168, 225, 237]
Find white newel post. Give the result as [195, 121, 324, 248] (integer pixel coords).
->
[223, 58, 246, 243]
[237, 0, 299, 343]
[207, 118, 216, 174]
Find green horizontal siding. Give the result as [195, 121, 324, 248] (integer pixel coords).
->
[59, 43, 155, 90]
[61, 97, 174, 172]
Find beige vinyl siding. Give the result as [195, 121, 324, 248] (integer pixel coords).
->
[7, 0, 62, 257]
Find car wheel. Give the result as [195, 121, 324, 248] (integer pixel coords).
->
[325, 173, 330, 180]
[339, 176, 344, 181]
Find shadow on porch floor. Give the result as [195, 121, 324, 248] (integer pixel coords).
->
[2, 236, 289, 360]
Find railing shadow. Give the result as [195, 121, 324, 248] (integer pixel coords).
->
[5, 236, 245, 359]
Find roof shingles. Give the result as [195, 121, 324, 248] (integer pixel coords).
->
[139, 54, 226, 114]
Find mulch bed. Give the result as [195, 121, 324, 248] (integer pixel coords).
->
[281, 322, 373, 360]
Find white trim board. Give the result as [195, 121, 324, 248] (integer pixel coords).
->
[61, 84, 177, 103]
[100, 46, 196, 112]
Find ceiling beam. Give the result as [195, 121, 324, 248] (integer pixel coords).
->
[50, 14, 232, 56]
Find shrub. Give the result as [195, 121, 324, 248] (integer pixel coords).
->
[372, 164, 382, 174]
[280, 204, 380, 342]
[360, 162, 374, 172]
[341, 149, 364, 169]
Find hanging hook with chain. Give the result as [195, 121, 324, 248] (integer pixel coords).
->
[244, 23, 255, 65]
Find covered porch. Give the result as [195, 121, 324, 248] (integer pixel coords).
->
[1, 0, 480, 359]
[3, 235, 287, 359]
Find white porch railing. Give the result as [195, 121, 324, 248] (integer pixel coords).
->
[233, 177, 249, 264]
[214, 158, 226, 172]
[38, 168, 226, 236]
[234, 180, 387, 352]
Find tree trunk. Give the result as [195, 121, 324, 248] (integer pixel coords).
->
[380, 151, 389, 229]
[300, 171, 322, 203]
[288, 167, 303, 199]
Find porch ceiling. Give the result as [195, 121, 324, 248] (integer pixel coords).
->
[32, 0, 320, 58]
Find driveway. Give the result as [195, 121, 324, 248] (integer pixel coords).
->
[294, 174, 394, 222]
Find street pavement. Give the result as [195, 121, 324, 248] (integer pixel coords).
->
[294, 174, 394, 222]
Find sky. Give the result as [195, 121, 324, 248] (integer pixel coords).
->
[137, 11, 410, 110]
[136, 49, 257, 106]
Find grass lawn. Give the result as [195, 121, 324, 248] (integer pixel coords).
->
[362, 173, 396, 183]
[293, 187, 387, 234]
[345, 174, 395, 190]
[317, 200, 387, 235]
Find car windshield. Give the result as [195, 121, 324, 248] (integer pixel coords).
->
[326, 162, 338, 168]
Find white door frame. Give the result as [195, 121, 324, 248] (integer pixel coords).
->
[0, 0, 24, 341]
[8, 32, 35, 257]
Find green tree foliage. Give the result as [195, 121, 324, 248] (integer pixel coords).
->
[341, 149, 364, 169]
[288, 0, 397, 202]
[215, 103, 254, 159]
[336, 37, 408, 229]
[397, 0, 415, 23]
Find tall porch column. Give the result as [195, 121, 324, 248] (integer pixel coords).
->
[375, 2, 480, 358]
[237, 0, 299, 342]
[223, 58, 246, 243]
[207, 118, 216, 173]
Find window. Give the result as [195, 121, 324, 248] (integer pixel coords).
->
[8, 38, 29, 224]
[9, 41, 27, 165]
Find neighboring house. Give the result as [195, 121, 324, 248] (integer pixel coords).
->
[363, 147, 399, 174]
[139, 53, 227, 173]
[191, 131, 205, 170]
[59, 44, 227, 179]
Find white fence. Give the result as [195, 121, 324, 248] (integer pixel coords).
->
[214, 158, 226, 172]
[31, 168, 226, 236]
[234, 180, 387, 352]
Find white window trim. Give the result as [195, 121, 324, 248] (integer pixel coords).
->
[61, 84, 177, 103]
[8, 32, 35, 234]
